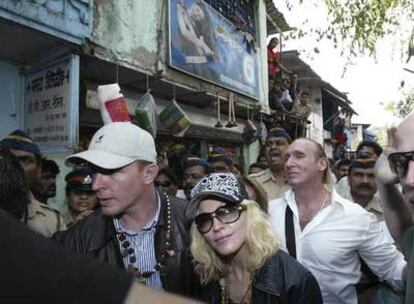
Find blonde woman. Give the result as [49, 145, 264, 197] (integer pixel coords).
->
[189, 173, 322, 304]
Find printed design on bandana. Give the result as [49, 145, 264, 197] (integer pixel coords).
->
[191, 173, 240, 201]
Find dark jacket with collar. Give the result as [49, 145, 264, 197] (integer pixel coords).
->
[200, 250, 323, 304]
[54, 190, 199, 298]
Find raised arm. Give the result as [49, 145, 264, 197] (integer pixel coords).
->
[375, 130, 413, 245]
[176, 3, 213, 57]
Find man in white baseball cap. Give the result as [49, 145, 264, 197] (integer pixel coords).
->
[55, 122, 198, 297]
[67, 122, 157, 169]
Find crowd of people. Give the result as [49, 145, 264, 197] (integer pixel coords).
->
[1, 111, 414, 304]
[267, 37, 312, 138]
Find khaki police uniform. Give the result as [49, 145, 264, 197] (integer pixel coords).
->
[27, 193, 66, 237]
[363, 196, 384, 222]
[339, 185, 385, 222]
[249, 168, 289, 201]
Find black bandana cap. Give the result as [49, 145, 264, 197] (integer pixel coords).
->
[184, 172, 248, 220]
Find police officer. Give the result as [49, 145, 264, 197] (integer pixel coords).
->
[1, 130, 66, 237]
[249, 127, 291, 201]
[64, 168, 98, 227]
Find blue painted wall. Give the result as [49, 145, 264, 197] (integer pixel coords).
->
[0, 0, 92, 44]
[0, 60, 23, 138]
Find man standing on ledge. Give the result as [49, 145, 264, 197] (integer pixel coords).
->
[269, 138, 406, 304]
[55, 122, 198, 297]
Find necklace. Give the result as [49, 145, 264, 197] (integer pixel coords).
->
[299, 192, 328, 223]
[116, 192, 174, 283]
[219, 274, 253, 304]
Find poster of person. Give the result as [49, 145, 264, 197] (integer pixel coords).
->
[169, 0, 260, 100]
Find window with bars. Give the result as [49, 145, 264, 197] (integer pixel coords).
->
[204, 0, 256, 36]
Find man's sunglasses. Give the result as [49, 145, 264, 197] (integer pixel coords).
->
[155, 180, 173, 188]
[388, 151, 414, 178]
[194, 204, 246, 234]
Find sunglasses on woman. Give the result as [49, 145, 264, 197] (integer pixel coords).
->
[195, 204, 246, 234]
[388, 151, 414, 178]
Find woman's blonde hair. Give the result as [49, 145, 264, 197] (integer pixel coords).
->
[190, 199, 279, 285]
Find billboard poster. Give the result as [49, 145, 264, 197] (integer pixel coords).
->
[169, 0, 260, 100]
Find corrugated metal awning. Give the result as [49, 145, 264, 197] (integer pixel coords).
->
[265, 0, 291, 34]
[323, 88, 357, 115]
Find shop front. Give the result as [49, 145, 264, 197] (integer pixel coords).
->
[0, 0, 92, 211]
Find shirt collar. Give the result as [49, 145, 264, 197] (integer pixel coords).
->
[114, 193, 161, 235]
[268, 169, 287, 184]
[330, 188, 348, 208]
[284, 185, 342, 211]
[342, 187, 383, 214]
[365, 195, 383, 214]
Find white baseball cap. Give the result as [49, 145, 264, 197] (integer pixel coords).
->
[66, 122, 157, 169]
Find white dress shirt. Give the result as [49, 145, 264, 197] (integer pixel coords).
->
[269, 188, 406, 304]
[339, 187, 394, 243]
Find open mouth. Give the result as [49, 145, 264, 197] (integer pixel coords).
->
[269, 149, 280, 157]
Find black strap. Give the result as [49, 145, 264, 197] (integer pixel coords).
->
[285, 205, 297, 259]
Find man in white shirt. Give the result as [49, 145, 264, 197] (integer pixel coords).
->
[269, 138, 406, 304]
[343, 155, 402, 302]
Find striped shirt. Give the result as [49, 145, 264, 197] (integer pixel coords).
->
[113, 196, 162, 289]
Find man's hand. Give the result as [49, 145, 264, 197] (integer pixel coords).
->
[375, 150, 399, 185]
[374, 127, 413, 245]
[375, 127, 399, 185]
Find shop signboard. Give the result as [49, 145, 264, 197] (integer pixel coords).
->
[169, 0, 260, 100]
[24, 54, 79, 153]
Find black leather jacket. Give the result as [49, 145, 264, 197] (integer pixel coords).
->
[54, 191, 199, 298]
[200, 250, 323, 304]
